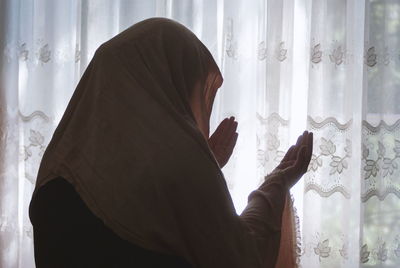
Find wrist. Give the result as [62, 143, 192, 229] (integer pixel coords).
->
[263, 171, 289, 191]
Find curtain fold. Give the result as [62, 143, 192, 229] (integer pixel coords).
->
[0, 0, 399, 267]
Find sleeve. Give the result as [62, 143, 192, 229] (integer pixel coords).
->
[239, 171, 295, 267]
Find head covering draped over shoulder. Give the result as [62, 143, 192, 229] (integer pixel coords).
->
[33, 18, 262, 267]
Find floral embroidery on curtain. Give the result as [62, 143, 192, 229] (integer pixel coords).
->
[19, 110, 52, 185]
[225, 18, 238, 59]
[4, 42, 82, 64]
[256, 112, 290, 182]
[361, 119, 400, 201]
[305, 116, 352, 199]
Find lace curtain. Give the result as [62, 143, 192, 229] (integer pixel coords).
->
[1, 0, 399, 267]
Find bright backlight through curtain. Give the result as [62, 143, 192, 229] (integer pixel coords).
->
[0, 0, 399, 267]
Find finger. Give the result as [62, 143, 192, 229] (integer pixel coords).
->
[209, 118, 228, 137]
[220, 117, 237, 145]
[281, 145, 295, 163]
[285, 145, 307, 177]
[225, 120, 238, 144]
[209, 118, 229, 144]
[227, 132, 239, 154]
[301, 131, 309, 147]
[296, 131, 306, 146]
[297, 131, 310, 156]
[215, 118, 230, 135]
[303, 132, 313, 172]
[287, 144, 299, 161]
[226, 130, 238, 149]
[219, 116, 235, 141]
[217, 132, 238, 167]
[297, 145, 308, 173]
[287, 133, 305, 161]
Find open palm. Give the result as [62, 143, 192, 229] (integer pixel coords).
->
[271, 131, 313, 188]
[208, 117, 238, 168]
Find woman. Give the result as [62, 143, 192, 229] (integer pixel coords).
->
[29, 18, 312, 267]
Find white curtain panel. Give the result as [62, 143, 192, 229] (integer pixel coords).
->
[0, 0, 399, 267]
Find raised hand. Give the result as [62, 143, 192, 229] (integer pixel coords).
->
[208, 117, 238, 168]
[271, 131, 313, 188]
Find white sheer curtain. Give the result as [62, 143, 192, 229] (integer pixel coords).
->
[1, 0, 399, 267]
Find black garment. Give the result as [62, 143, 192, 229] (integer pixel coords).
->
[29, 177, 192, 268]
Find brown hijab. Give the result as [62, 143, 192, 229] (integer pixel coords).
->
[32, 18, 298, 267]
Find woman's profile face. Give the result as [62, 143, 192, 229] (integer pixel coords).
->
[190, 71, 223, 139]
